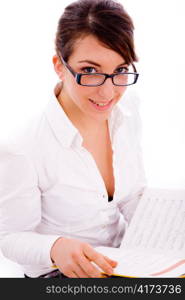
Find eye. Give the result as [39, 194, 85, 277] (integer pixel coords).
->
[115, 66, 129, 73]
[80, 66, 97, 73]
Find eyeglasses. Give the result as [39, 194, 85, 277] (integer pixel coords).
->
[59, 55, 139, 87]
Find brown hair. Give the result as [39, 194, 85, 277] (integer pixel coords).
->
[55, 0, 137, 65]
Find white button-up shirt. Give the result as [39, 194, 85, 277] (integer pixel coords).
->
[0, 88, 146, 277]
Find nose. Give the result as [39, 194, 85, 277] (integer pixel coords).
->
[97, 77, 115, 100]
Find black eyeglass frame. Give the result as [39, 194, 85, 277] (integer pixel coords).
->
[58, 54, 139, 87]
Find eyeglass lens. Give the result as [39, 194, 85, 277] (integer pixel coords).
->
[80, 73, 136, 86]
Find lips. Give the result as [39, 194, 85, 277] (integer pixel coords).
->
[89, 99, 112, 106]
[88, 98, 113, 111]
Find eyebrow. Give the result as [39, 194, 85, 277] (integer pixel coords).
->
[78, 60, 127, 67]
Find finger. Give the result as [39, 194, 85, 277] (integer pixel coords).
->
[59, 266, 78, 278]
[103, 255, 118, 267]
[65, 270, 78, 278]
[78, 255, 102, 278]
[73, 263, 91, 278]
[83, 245, 113, 275]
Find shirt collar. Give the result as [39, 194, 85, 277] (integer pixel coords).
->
[44, 83, 133, 148]
[44, 88, 80, 148]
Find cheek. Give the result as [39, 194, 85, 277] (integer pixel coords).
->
[73, 85, 94, 102]
[66, 81, 91, 106]
[65, 78, 81, 97]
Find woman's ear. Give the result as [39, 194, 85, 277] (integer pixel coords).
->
[52, 55, 65, 80]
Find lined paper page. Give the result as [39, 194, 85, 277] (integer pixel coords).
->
[120, 188, 185, 253]
[115, 250, 185, 277]
[96, 246, 185, 277]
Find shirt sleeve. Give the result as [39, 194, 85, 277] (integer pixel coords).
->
[0, 144, 61, 267]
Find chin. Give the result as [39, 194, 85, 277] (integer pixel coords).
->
[89, 111, 111, 122]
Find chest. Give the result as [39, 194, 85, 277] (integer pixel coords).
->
[38, 130, 141, 229]
[82, 134, 115, 198]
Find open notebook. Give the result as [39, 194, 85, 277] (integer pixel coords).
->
[96, 188, 185, 278]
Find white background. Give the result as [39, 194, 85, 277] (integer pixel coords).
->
[0, 0, 185, 277]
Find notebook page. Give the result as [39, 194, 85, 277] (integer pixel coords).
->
[114, 249, 185, 277]
[95, 246, 185, 277]
[120, 188, 185, 254]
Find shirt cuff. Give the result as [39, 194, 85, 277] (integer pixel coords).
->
[0, 232, 62, 267]
[41, 234, 62, 267]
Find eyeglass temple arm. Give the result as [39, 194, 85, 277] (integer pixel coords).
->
[58, 54, 76, 77]
[131, 63, 137, 73]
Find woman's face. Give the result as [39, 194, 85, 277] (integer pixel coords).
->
[54, 34, 128, 122]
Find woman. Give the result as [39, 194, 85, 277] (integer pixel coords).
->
[0, 0, 146, 278]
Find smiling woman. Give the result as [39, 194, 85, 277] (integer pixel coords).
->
[0, 0, 146, 278]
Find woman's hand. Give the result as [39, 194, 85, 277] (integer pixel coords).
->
[50, 237, 117, 278]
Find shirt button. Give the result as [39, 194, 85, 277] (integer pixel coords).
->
[102, 225, 106, 228]
[103, 195, 106, 199]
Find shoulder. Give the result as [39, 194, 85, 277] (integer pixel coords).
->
[0, 140, 38, 185]
[0, 113, 45, 183]
[0, 110, 47, 164]
[14, 111, 48, 151]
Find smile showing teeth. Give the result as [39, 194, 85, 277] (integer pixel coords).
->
[90, 99, 110, 106]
